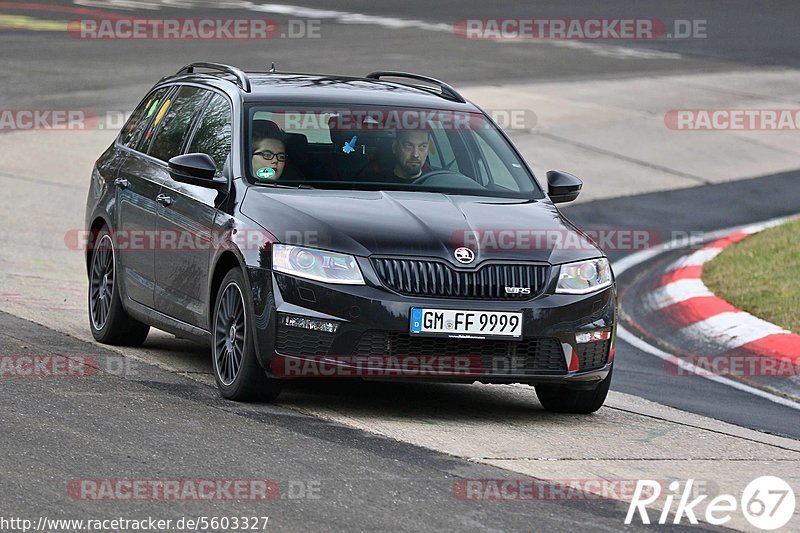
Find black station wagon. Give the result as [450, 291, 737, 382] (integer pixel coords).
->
[85, 62, 616, 413]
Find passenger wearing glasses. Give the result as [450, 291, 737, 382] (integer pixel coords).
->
[251, 120, 288, 181]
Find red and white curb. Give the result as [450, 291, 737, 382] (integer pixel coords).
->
[647, 229, 800, 363]
[613, 214, 800, 409]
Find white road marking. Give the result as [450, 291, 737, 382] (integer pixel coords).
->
[548, 40, 682, 60]
[648, 278, 713, 309]
[679, 311, 792, 349]
[617, 324, 800, 411]
[665, 247, 722, 271]
[247, 3, 452, 32]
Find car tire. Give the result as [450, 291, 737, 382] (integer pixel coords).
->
[212, 268, 283, 402]
[535, 367, 612, 414]
[88, 227, 150, 346]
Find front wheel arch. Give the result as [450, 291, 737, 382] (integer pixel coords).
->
[85, 216, 111, 276]
[208, 251, 244, 330]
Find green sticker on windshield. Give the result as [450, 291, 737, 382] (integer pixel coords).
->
[146, 99, 159, 118]
[256, 167, 276, 180]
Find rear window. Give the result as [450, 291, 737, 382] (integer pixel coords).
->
[118, 86, 172, 152]
[147, 86, 209, 162]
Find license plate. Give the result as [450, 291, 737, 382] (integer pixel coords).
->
[410, 308, 523, 339]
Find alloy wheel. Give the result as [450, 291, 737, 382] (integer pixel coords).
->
[89, 234, 115, 331]
[214, 282, 246, 386]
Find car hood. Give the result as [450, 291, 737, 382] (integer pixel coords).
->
[241, 188, 602, 266]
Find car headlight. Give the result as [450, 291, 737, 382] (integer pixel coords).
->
[272, 244, 365, 285]
[556, 258, 612, 294]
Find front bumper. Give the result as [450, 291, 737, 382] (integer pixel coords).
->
[245, 266, 616, 385]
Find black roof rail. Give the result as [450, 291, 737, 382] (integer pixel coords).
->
[365, 71, 466, 103]
[176, 62, 251, 92]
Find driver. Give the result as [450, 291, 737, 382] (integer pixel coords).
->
[385, 128, 430, 182]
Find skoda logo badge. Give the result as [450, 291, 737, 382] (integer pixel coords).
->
[454, 247, 475, 264]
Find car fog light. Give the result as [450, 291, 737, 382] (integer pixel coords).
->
[280, 314, 339, 333]
[575, 330, 611, 344]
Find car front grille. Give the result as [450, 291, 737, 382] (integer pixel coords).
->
[354, 331, 567, 375]
[371, 259, 549, 299]
[576, 340, 609, 370]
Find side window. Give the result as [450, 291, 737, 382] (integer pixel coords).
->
[119, 87, 171, 152]
[187, 93, 232, 176]
[147, 86, 208, 162]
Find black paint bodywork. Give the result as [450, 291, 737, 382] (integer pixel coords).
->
[85, 71, 616, 386]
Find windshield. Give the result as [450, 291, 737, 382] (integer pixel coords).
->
[245, 104, 543, 198]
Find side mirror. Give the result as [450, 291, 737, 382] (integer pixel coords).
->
[168, 153, 227, 191]
[547, 170, 582, 204]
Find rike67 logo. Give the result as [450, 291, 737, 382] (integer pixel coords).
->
[626, 476, 796, 530]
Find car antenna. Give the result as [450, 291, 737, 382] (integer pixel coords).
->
[269, 62, 277, 73]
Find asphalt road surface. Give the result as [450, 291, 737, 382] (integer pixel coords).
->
[6, 310, 685, 533]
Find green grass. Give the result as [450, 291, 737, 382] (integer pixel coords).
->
[703, 218, 800, 334]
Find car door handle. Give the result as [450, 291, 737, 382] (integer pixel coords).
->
[156, 193, 173, 207]
[114, 178, 129, 189]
